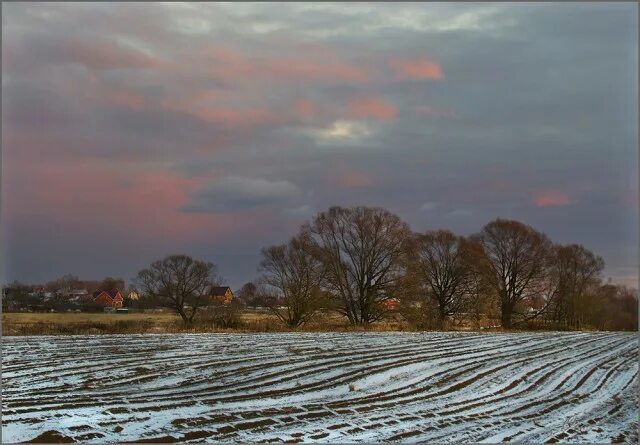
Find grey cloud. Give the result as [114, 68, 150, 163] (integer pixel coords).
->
[182, 177, 302, 213]
[445, 209, 474, 218]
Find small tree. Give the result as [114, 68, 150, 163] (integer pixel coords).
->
[259, 234, 326, 328]
[2, 281, 34, 311]
[237, 282, 259, 308]
[136, 254, 221, 324]
[200, 298, 244, 328]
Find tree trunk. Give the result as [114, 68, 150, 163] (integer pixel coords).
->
[187, 308, 197, 324]
[438, 304, 447, 330]
[176, 307, 190, 325]
[501, 302, 513, 329]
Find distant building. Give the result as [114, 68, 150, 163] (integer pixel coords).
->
[70, 289, 88, 296]
[210, 286, 234, 305]
[92, 290, 124, 308]
[28, 287, 46, 297]
[381, 298, 400, 311]
[64, 288, 88, 303]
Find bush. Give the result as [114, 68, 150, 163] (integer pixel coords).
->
[197, 301, 245, 329]
[398, 299, 443, 330]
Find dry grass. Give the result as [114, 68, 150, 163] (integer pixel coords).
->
[4, 312, 180, 325]
[3, 309, 516, 336]
[2, 310, 415, 336]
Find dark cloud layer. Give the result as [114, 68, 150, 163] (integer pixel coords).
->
[2, 2, 637, 288]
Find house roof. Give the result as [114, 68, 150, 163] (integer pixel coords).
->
[211, 286, 232, 296]
[92, 290, 121, 300]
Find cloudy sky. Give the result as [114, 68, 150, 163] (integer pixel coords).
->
[2, 2, 638, 289]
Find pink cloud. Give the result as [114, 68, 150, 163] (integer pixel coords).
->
[3, 134, 299, 261]
[330, 163, 376, 189]
[205, 46, 254, 78]
[347, 96, 397, 121]
[187, 43, 371, 85]
[392, 58, 443, 80]
[533, 191, 575, 207]
[53, 41, 386, 134]
[3, 156, 247, 245]
[264, 58, 369, 83]
[339, 172, 375, 188]
[293, 100, 317, 119]
[192, 107, 280, 127]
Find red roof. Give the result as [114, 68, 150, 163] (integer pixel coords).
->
[92, 290, 121, 300]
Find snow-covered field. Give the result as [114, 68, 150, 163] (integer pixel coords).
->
[3, 332, 638, 443]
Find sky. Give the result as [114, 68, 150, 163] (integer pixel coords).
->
[2, 2, 638, 290]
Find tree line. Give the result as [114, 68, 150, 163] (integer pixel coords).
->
[247, 206, 636, 330]
[132, 205, 637, 331]
[4, 205, 637, 331]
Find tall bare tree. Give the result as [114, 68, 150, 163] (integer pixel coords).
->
[473, 219, 552, 328]
[136, 254, 221, 324]
[407, 230, 472, 328]
[260, 234, 326, 328]
[462, 238, 498, 329]
[549, 244, 604, 328]
[305, 206, 411, 325]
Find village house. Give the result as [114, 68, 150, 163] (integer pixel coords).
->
[28, 287, 54, 300]
[61, 288, 88, 297]
[210, 286, 234, 305]
[61, 288, 89, 303]
[91, 290, 124, 308]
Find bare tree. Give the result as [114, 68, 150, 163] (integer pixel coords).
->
[608, 286, 639, 331]
[462, 238, 498, 329]
[98, 277, 125, 293]
[305, 206, 411, 325]
[237, 281, 261, 309]
[259, 234, 326, 328]
[473, 219, 552, 328]
[407, 230, 473, 328]
[136, 255, 221, 324]
[45, 274, 80, 293]
[549, 244, 604, 328]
